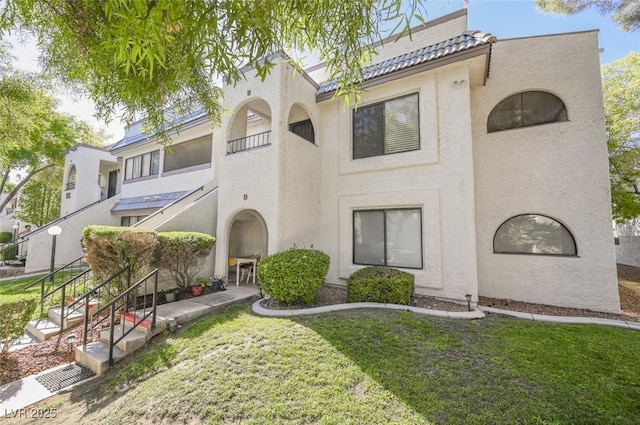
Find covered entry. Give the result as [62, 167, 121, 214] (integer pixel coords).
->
[227, 210, 268, 284]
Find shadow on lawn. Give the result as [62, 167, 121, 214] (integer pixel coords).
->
[66, 305, 248, 419]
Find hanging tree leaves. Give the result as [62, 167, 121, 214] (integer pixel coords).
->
[0, 0, 427, 141]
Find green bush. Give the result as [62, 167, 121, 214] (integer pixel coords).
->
[257, 247, 330, 305]
[347, 267, 414, 305]
[155, 232, 216, 288]
[82, 225, 158, 296]
[0, 244, 18, 262]
[0, 296, 37, 357]
[0, 232, 12, 243]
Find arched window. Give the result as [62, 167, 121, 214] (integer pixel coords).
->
[66, 165, 77, 190]
[494, 214, 576, 256]
[487, 91, 567, 133]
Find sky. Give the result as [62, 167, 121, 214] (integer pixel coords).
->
[7, 0, 638, 145]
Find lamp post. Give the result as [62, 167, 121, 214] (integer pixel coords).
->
[48, 226, 62, 274]
[12, 222, 19, 242]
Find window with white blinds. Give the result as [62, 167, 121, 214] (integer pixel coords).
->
[353, 208, 423, 269]
[353, 93, 420, 159]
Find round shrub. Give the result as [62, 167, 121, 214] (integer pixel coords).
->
[347, 267, 415, 305]
[257, 248, 330, 305]
[0, 232, 13, 243]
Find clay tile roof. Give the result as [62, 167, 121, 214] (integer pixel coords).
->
[316, 30, 496, 96]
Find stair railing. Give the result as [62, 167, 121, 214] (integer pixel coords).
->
[23, 256, 89, 316]
[83, 267, 158, 366]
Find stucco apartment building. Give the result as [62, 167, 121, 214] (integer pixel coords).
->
[43, 9, 619, 313]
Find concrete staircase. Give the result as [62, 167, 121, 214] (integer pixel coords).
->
[25, 302, 94, 341]
[76, 312, 167, 375]
[74, 285, 260, 375]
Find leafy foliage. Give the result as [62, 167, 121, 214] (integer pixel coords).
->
[0, 43, 103, 213]
[82, 225, 158, 295]
[0, 0, 427, 140]
[0, 244, 18, 262]
[0, 296, 37, 357]
[536, 0, 640, 31]
[14, 167, 62, 226]
[603, 53, 640, 221]
[347, 266, 414, 305]
[257, 247, 329, 305]
[0, 232, 12, 243]
[155, 232, 216, 288]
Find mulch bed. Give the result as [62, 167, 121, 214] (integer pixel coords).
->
[0, 324, 102, 387]
[261, 284, 469, 312]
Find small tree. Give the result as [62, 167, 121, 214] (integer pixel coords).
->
[82, 225, 158, 296]
[155, 232, 216, 289]
[0, 296, 37, 357]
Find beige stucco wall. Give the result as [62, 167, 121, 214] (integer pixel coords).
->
[61, 145, 118, 216]
[472, 32, 620, 313]
[615, 219, 640, 267]
[318, 62, 479, 302]
[25, 197, 120, 273]
[117, 123, 215, 199]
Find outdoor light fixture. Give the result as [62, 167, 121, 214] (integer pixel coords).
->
[465, 294, 473, 312]
[48, 226, 63, 280]
[12, 222, 19, 241]
[66, 334, 76, 353]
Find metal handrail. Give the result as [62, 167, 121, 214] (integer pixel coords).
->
[133, 184, 205, 229]
[227, 130, 271, 154]
[83, 266, 158, 367]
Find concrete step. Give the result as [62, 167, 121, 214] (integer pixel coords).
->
[48, 306, 84, 329]
[99, 325, 147, 354]
[75, 341, 126, 376]
[122, 311, 167, 337]
[25, 319, 61, 342]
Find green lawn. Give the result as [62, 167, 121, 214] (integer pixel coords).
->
[59, 304, 640, 425]
[0, 274, 47, 297]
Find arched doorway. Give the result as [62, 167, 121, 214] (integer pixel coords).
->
[227, 210, 268, 284]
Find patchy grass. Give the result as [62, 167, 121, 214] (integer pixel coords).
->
[36, 305, 640, 425]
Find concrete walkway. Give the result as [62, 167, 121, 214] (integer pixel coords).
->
[0, 285, 260, 413]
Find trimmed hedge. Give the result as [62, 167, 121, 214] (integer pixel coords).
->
[257, 248, 329, 305]
[347, 267, 414, 305]
[0, 232, 12, 243]
[156, 232, 216, 288]
[82, 225, 158, 292]
[0, 296, 37, 356]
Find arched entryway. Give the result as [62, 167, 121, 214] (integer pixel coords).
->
[227, 210, 268, 284]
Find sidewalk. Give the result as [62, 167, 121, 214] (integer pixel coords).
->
[0, 285, 260, 412]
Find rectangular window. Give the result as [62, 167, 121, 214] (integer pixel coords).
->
[352, 93, 420, 159]
[124, 150, 160, 181]
[163, 136, 212, 173]
[353, 208, 423, 269]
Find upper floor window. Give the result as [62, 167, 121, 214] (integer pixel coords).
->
[163, 135, 212, 173]
[124, 150, 160, 181]
[66, 165, 77, 190]
[493, 214, 576, 256]
[487, 91, 567, 133]
[353, 208, 423, 269]
[353, 93, 420, 159]
[289, 119, 315, 144]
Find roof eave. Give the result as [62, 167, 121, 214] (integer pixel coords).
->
[316, 43, 492, 103]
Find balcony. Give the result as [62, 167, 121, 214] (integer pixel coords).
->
[227, 130, 271, 154]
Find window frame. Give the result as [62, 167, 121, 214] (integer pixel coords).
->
[352, 92, 420, 160]
[493, 214, 577, 257]
[487, 91, 568, 133]
[352, 207, 424, 269]
[124, 150, 160, 181]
